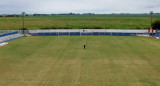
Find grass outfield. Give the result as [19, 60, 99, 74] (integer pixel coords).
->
[0, 14, 160, 30]
[0, 36, 160, 86]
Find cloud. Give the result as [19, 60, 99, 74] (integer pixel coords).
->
[0, 0, 159, 14]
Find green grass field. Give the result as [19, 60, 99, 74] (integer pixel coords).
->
[0, 14, 160, 30]
[0, 36, 160, 86]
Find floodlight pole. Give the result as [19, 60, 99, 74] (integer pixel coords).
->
[150, 11, 153, 29]
[22, 12, 25, 29]
[150, 11, 153, 37]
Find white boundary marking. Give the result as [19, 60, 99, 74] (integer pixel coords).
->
[0, 42, 8, 47]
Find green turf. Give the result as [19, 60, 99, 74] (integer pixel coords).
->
[0, 36, 160, 86]
[0, 14, 160, 30]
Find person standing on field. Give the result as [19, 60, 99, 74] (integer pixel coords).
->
[84, 43, 86, 49]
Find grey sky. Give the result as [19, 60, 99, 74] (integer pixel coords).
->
[0, 0, 160, 14]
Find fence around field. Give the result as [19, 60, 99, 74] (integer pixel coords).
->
[0, 31, 18, 37]
[0, 29, 150, 36]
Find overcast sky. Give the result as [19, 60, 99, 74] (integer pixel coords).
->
[0, 0, 160, 14]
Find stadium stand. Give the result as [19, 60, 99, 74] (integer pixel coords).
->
[155, 30, 160, 39]
[0, 31, 25, 43]
[28, 29, 149, 36]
